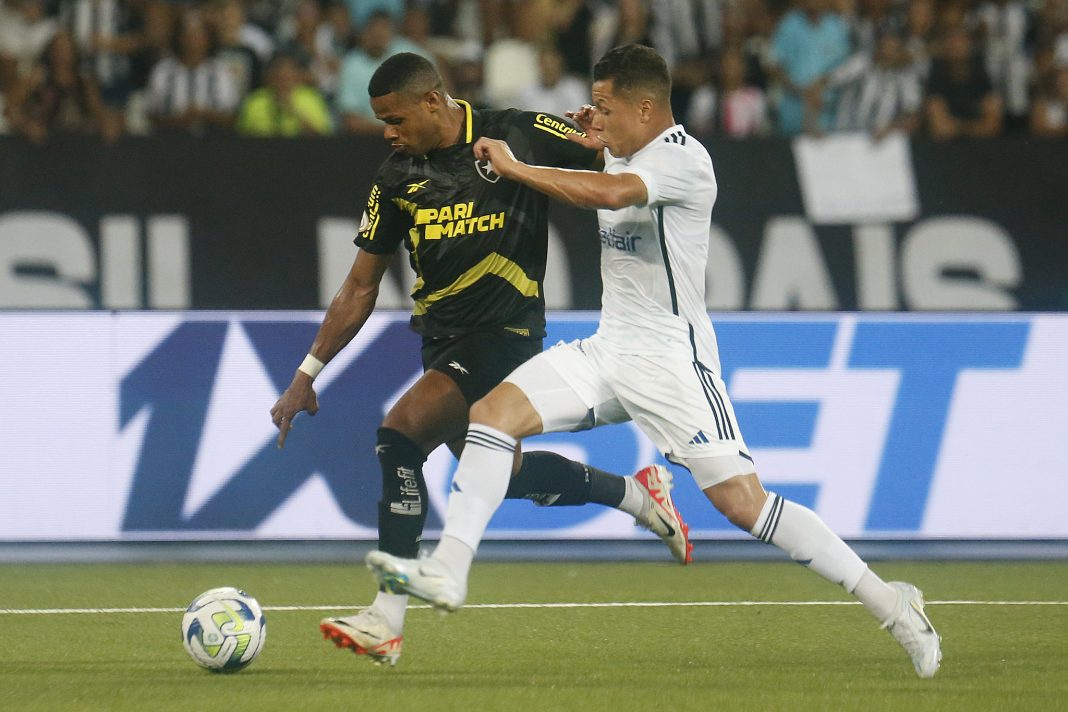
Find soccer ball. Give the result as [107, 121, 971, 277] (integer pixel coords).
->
[181, 587, 266, 672]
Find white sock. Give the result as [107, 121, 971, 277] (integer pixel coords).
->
[372, 590, 408, 632]
[751, 492, 868, 592]
[437, 423, 516, 556]
[853, 569, 900, 623]
[432, 534, 476, 582]
[617, 476, 645, 518]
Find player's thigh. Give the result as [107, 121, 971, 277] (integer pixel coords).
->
[503, 339, 628, 434]
[394, 332, 539, 450]
[610, 350, 754, 488]
[421, 331, 542, 405]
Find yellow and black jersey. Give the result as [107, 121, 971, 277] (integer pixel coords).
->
[355, 100, 597, 339]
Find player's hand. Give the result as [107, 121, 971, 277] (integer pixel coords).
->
[473, 137, 521, 178]
[564, 104, 605, 150]
[270, 373, 320, 448]
[565, 104, 596, 132]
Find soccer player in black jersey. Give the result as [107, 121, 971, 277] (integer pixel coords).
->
[269, 53, 692, 667]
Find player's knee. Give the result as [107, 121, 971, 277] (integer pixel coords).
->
[719, 500, 759, 531]
[469, 383, 541, 438]
[469, 395, 510, 432]
[380, 409, 416, 437]
[705, 478, 765, 531]
[380, 408, 438, 451]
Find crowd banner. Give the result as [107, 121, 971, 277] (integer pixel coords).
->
[1, 134, 1067, 311]
[2, 311, 1066, 541]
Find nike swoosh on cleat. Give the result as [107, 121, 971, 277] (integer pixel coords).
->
[655, 513, 676, 538]
[910, 601, 935, 633]
[417, 567, 448, 579]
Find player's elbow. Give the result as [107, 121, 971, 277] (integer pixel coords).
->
[598, 191, 628, 210]
[351, 282, 380, 303]
[337, 278, 379, 307]
[589, 186, 632, 210]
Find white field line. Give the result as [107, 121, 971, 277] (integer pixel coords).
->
[0, 600, 1065, 616]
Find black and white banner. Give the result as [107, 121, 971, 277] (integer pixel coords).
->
[1, 133, 1066, 311]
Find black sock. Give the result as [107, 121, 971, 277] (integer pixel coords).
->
[505, 451, 626, 508]
[376, 427, 429, 559]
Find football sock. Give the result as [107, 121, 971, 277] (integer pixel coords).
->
[853, 568, 900, 623]
[437, 424, 515, 556]
[751, 492, 867, 593]
[433, 534, 475, 583]
[617, 476, 646, 519]
[375, 427, 429, 560]
[372, 590, 408, 632]
[505, 451, 626, 508]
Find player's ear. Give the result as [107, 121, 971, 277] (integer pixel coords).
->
[423, 89, 444, 113]
[638, 97, 654, 123]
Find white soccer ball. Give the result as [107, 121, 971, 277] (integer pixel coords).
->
[181, 587, 267, 672]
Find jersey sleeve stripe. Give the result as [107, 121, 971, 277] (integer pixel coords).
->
[362, 185, 381, 241]
[412, 251, 539, 316]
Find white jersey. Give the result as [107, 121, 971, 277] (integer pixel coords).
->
[505, 124, 750, 479]
[596, 124, 722, 372]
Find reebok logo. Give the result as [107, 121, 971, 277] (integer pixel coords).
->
[406, 179, 430, 194]
[448, 361, 469, 375]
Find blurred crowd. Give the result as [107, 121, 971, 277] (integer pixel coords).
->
[1, 0, 1067, 142]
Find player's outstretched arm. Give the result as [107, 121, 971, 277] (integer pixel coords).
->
[270, 249, 392, 447]
[473, 137, 645, 210]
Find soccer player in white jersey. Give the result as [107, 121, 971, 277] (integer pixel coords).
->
[367, 44, 942, 678]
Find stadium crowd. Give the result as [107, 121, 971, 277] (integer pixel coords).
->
[1, 0, 1066, 142]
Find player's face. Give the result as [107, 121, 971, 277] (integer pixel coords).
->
[590, 79, 646, 157]
[371, 91, 438, 156]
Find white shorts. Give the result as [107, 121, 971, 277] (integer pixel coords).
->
[504, 334, 755, 488]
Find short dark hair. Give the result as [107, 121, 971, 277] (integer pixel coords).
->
[593, 44, 671, 100]
[368, 52, 442, 98]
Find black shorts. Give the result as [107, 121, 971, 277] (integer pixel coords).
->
[421, 331, 542, 405]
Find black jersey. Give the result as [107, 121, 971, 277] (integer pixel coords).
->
[354, 100, 596, 339]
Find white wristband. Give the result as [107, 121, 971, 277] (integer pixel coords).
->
[298, 354, 325, 379]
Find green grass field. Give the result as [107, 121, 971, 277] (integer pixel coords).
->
[1, 561, 1066, 711]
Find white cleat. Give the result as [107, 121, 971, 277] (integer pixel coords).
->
[882, 581, 942, 678]
[320, 608, 404, 666]
[366, 551, 466, 613]
[631, 465, 693, 565]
